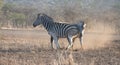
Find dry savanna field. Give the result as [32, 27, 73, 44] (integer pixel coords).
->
[0, 29, 120, 65]
[0, 0, 120, 65]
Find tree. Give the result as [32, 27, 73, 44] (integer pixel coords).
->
[1, 3, 15, 15]
[8, 13, 26, 28]
[0, 0, 4, 28]
[0, 0, 4, 10]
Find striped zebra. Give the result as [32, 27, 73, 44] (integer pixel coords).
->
[33, 13, 86, 50]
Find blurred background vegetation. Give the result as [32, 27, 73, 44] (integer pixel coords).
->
[0, 0, 120, 33]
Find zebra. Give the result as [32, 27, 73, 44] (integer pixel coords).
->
[33, 13, 86, 50]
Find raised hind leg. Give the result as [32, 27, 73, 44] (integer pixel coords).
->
[67, 35, 73, 50]
[70, 36, 78, 49]
[72, 36, 78, 43]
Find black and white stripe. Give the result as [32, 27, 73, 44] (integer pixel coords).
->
[33, 13, 86, 49]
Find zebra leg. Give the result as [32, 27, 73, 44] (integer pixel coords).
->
[67, 36, 73, 50]
[79, 33, 83, 49]
[49, 32, 60, 49]
[72, 36, 78, 43]
[50, 36, 53, 49]
[53, 37, 60, 49]
[71, 36, 78, 49]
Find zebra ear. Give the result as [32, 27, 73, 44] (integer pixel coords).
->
[38, 13, 46, 17]
[37, 13, 44, 18]
[38, 13, 41, 16]
[42, 13, 47, 16]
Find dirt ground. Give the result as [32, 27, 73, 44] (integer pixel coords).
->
[0, 29, 120, 65]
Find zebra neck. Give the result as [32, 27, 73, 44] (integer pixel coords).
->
[42, 21, 52, 31]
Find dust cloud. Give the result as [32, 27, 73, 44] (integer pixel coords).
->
[78, 22, 116, 50]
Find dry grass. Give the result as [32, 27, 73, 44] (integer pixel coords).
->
[0, 29, 120, 65]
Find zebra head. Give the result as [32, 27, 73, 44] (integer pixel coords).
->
[33, 13, 54, 27]
[33, 13, 43, 27]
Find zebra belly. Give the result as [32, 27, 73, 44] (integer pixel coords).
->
[56, 32, 67, 38]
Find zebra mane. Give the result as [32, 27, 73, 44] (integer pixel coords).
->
[38, 13, 54, 23]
